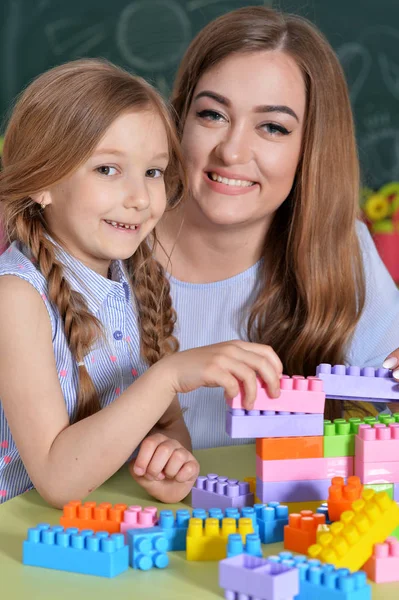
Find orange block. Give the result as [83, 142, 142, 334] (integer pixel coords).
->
[284, 510, 326, 554]
[256, 436, 323, 460]
[327, 476, 363, 522]
[60, 500, 128, 534]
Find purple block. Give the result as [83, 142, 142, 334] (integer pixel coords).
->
[394, 484, 399, 502]
[226, 409, 324, 439]
[191, 474, 254, 509]
[256, 477, 330, 503]
[219, 553, 299, 600]
[316, 363, 399, 402]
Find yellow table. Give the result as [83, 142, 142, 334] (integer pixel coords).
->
[0, 444, 398, 599]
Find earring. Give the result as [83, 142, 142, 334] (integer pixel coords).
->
[40, 202, 46, 210]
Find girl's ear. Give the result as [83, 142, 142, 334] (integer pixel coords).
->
[30, 191, 52, 209]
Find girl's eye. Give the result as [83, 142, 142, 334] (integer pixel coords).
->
[261, 123, 291, 136]
[96, 166, 118, 176]
[146, 168, 164, 178]
[196, 109, 226, 122]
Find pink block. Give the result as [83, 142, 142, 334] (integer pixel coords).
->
[227, 376, 325, 414]
[256, 455, 353, 482]
[354, 457, 399, 484]
[120, 505, 158, 536]
[363, 537, 399, 582]
[355, 423, 399, 462]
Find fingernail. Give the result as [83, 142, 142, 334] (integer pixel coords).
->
[145, 474, 155, 481]
[393, 368, 399, 380]
[383, 357, 398, 369]
[134, 466, 144, 475]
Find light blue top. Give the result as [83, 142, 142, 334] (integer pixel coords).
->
[0, 241, 148, 503]
[170, 222, 399, 449]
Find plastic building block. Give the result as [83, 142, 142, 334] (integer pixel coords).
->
[191, 473, 254, 509]
[267, 551, 371, 600]
[327, 476, 363, 522]
[363, 536, 399, 582]
[364, 482, 394, 499]
[323, 418, 363, 457]
[284, 510, 326, 554]
[354, 456, 399, 484]
[226, 532, 262, 558]
[186, 516, 254, 561]
[308, 489, 399, 571]
[23, 524, 128, 577]
[395, 483, 399, 501]
[287, 501, 321, 514]
[226, 408, 324, 438]
[254, 502, 289, 544]
[126, 528, 169, 570]
[355, 422, 399, 462]
[256, 435, 323, 460]
[227, 375, 325, 413]
[256, 456, 353, 482]
[316, 503, 331, 524]
[219, 554, 299, 600]
[120, 505, 158, 536]
[316, 363, 399, 402]
[244, 476, 256, 494]
[60, 501, 127, 534]
[157, 509, 191, 551]
[256, 477, 330, 503]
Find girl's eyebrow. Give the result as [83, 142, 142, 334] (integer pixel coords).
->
[92, 150, 169, 160]
[194, 90, 300, 122]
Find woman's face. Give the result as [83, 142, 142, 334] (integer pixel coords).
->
[181, 50, 306, 230]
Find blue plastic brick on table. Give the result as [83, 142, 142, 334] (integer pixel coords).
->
[226, 408, 324, 438]
[157, 509, 191, 551]
[219, 553, 299, 600]
[126, 528, 169, 570]
[23, 523, 128, 577]
[316, 363, 399, 403]
[267, 551, 371, 600]
[254, 502, 289, 544]
[227, 533, 262, 558]
[316, 502, 332, 524]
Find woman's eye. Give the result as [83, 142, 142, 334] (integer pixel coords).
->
[146, 168, 164, 178]
[96, 166, 118, 176]
[261, 123, 291, 136]
[196, 109, 226, 122]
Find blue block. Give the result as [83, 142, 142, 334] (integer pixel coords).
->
[316, 503, 332, 524]
[227, 533, 262, 558]
[254, 502, 289, 544]
[158, 509, 191, 551]
[23, 523, 128, 578]
[267, 552, 371, 600]
[127, 528, 169, 570]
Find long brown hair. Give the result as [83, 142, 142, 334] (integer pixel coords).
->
[0, 58, 186, 422]
[171, 7, 366, 420]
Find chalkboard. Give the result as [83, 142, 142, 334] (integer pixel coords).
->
[1, 0, 398, 187]
[278, 0, 399, 187]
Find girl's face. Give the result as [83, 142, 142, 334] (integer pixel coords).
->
[181, 50, 306, 231]
[42, 110, 169, 276]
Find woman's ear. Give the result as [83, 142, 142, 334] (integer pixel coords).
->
[30, 191, 52, 209]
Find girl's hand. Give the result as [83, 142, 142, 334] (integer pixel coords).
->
[159, 340, 283, 410]
[128, 433, 199, 504]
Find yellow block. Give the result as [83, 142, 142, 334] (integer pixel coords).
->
[186, 517, 254, 561]
[308, 490, 399, 572]
[244, 476, 256, 495]
[286, 501, 323, 514]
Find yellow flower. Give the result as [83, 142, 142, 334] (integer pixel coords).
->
[363, 193, 390, 222]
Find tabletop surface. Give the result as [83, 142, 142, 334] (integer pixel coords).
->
[0, 443, 398, 599]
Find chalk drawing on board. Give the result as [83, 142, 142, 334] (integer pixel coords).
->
[45, 19, 107, 56]
[187, 0, 237, 11]
[116, 0, 191, 71]
[337, 43, 371, 105]
[361, 128, 399, 183]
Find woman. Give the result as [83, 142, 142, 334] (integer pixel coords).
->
[155, 6, 399, 450]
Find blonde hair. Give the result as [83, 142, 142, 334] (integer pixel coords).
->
[171, 7, 366, 420]
[0, 58, 186, 422]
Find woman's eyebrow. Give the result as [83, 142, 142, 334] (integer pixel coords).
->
[194, 90, 299, 122]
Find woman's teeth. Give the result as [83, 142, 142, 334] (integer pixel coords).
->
[209, 172, 255, 187]
[105, 220, 138, 230]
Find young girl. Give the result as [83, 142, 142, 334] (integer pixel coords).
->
[0, 59, 282, 506]
[156, 6, 399, 449]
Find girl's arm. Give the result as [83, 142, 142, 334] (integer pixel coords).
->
[0, 276, 178, 508]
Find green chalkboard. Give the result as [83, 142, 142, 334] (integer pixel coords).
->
[278, 0, 399, 187]
[1, 0, 398, 187]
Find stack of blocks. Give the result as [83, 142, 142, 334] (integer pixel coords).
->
[191, 473, 254, 509]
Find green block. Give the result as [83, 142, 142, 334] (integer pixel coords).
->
[322, 415, 390, 457]
[364, 483, 394, 500]
[391, 523, 399, 541]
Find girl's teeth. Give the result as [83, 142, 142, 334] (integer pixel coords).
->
[210, 172, 254, 187]
[106, 220, 137, 230]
